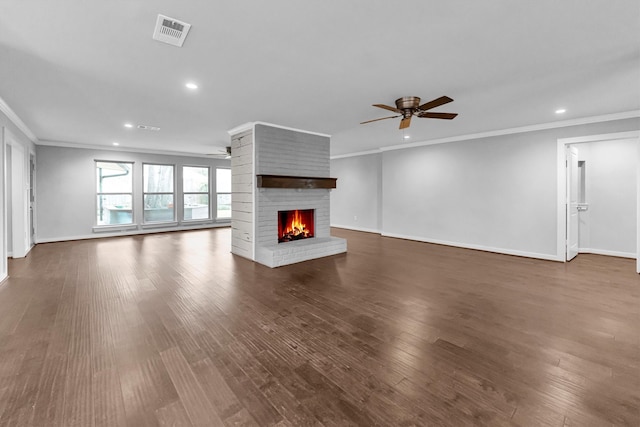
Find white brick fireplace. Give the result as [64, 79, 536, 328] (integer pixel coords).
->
[228, 122, 347, 267]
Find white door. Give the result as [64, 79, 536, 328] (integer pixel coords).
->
[566, 145, 579, 261]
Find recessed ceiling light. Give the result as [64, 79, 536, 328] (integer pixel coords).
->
[555, 108, 566, 114]
[112, 142, 120, 146]
[124, 123, 133, 128]
[185, 82, 198, 90]
[403, 135, 411, 139]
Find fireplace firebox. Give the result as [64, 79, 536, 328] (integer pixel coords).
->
[278, 209, 314, 243]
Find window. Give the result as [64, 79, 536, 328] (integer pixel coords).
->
[143, 164, 175, 222]
[96, 161, 133, 225]
[216, 168, 231, 219]
[183, 166, 210, 220]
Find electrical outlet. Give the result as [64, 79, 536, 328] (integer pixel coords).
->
[354, 215, 358, 221]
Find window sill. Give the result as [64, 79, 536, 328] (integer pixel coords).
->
[141, 221, 179, 230]
[181, 219, 214, 225]
[93, 224, 138, 233]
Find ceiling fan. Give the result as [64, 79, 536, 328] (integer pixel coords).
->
[361, 95, 458, 130]
[206, 146, 231, 159]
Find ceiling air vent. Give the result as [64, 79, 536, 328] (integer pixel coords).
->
[152, 14, 191, 47]
[137, 124, 161, 131]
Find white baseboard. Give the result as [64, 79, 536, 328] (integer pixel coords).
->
[579, 248, 636, 259]
[330, 224, 381, 234]
[381, 232, 562, 262]
[36, 222, 231, 244]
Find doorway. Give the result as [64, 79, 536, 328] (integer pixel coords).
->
[5, 131, 31, 259]
[557, 131, 640, 272]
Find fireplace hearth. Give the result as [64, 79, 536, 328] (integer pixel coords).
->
[278, 209, 314, 243]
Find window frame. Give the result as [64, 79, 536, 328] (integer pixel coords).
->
[142, 162, 176, 224]
[95, 160, 134, 227]
[216, 167, 232, 220]
[182, 165, 211, 222]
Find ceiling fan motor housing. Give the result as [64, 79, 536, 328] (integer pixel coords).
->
[396, 96, 421, 117]
[395, 96, 421, 110]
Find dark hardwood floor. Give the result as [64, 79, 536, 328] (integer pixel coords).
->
[0, 227, 638, 426]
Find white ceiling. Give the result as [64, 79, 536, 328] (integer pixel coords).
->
[0, 1, 638, 157]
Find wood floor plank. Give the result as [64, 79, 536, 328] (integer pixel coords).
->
[155, 400, 193, 427]
[0, 227, 637, 426]
[159, 346, 225, 426]
[93, 366, 127, 427]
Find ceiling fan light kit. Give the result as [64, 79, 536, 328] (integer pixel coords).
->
[361, 95, 458, 129]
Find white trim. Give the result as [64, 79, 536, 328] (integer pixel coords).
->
[637, 139, 640, 273]
[180, 219, 216, 226]
[382, 231, 562, 262]
[36, 139, 225, 159]
[227, 122, 255, 136]
[578, 248, 636, 259]
[330, 110, 640, 159]
[557, 131, 640, 264]
[0, 95, 38, 142]
[228, 121, 331, 138]
[251, 127, 256, 261]
[141, 221, 179, 229]
[40, 223, 231, 243]
[330, 224, 381, 234]
[92, 224, 138, 233]
[382, 111, 640, 153]
[330, 149, 381, 160]
[557, 130, 640, 145]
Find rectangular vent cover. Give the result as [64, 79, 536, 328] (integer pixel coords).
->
[137, 125, 161, 131]
[152, 14, 191, 47]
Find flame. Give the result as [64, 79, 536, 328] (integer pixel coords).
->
[284, 210, 309, 237]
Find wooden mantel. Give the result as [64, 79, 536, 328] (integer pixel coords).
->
[256, 174, 337, 189]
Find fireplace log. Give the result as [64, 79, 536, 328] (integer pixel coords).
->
[257, 175, 337, 189]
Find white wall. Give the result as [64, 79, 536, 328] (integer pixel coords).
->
[575, 139, 637, 257]
[382, 131, 557, 258]
[36, 145, 231, 242]
[0, 108, 35, 280]
[330, 153, 381, 233]
[331, 118, 640, 261]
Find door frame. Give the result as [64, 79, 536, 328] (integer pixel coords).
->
[565, 145, 579, 261]
[556, 130, 640, 271]
[7, 136, 30, 258]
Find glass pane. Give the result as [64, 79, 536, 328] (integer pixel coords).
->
[96, 162, 132, 193]
[144, 195, 174, 222]
[183, 166, 209, 193]
[96, 194, 132, 225]
[184, 194, 209, 220]
[217, 193, 231, 218]
[144, 164, 174, 193]
[216, 168, 231, 193]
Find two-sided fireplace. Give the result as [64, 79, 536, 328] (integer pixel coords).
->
[278, 209, 314, 243]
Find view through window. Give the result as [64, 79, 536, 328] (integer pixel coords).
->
[216, 168, 231, 218]
[143, 164, 175, 222]
[96, 161, 133, 225]
[183, 166, 210, 220]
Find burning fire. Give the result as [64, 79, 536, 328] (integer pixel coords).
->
[279, 209, 314, 243]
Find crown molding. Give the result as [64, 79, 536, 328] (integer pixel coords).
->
[0, 95, 38, 142]
[379, 110, 640, 153]
[36, 139, 223, 159]
[330, 110, 640, 159]
[228, 121, 330, 138]
[330, 148, 381, 160]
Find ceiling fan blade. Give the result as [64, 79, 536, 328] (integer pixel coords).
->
[373, 104, 403, 114]
[418, 96, 453, 111]
[360, 115, 401, 124]
[399, 116, 411, 129]
[417, 112, 458, 120]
